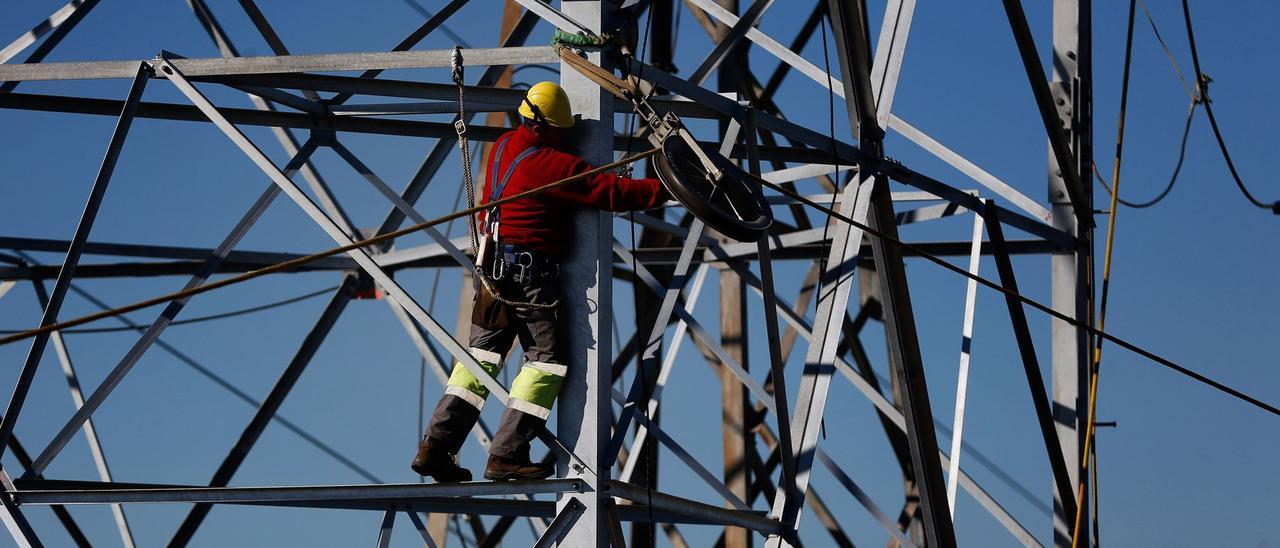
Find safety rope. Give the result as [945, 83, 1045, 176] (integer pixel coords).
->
[0, 146, 663, 348]
[451, 46, 479, 252]
[1072, 1, 1137, 545]
[452, 46, 556, 311]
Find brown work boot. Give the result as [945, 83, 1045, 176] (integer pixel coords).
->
[410, 438, 472, 482]
[483, 453, 555, 481]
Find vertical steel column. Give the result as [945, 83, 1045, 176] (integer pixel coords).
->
[557, 1, 613, 545]
[0, 63, 148, 460]
[1050, 0, 1093, 545]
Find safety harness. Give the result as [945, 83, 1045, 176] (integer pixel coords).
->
[451, 47, 558, 310]
[482, 134, 558, 284]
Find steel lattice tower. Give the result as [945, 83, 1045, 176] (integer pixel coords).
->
[0, 1, 1100, 546]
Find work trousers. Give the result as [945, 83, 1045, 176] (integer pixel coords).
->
[425, 273, 567, 459]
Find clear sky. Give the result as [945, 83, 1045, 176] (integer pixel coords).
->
[1, 1, 1277, 547]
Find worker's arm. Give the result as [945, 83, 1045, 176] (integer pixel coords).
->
[541, 151, 669, 212]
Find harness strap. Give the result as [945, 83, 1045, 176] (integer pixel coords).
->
[485, 143, 541, 230]
[491, 146, 541, 202]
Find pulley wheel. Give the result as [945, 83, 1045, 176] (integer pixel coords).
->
[653, 135, 773, 242]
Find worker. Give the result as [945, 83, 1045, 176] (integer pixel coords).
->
[411, 81, 670, 482]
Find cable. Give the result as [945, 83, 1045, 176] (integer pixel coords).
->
[751, 177, 1280, 418]
[1090, 0, 1198, 210]
[1092, 98, 1197, 209]
[1073, 1, 1138, 545]
[1137, 0, 1196, 101]
[1180, 0, 1280, 213]
[814, 4, 841, 311]
[11, 251, 384, 483]
[0, 285, 337, 335]
[620, 2, 658, 533]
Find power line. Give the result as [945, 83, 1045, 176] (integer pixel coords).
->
[1137, 0, 1195, 101]
[1092, 0, 1198, 210]
[0, 285, 337, 335]
[1092, 98, 1197, 209]
[752, 177, 1280, 418]
[9, 253, 383, 483]
[1180, 0, 1280, 213]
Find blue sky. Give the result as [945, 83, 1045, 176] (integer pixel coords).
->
[1, 1, 1277, 546]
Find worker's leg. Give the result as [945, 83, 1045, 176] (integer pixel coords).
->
[413, 288, 517, 482]
[488, 277, 567, 472]
[424, 321, 516, 453]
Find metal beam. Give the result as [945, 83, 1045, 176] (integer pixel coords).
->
[25, 158, 310, 477]
[4, 438, 88, 547]
[608, 481, 780, 534]
[864, 179, 956, 547]
[18, 479, 584, 505]
[167, 276, 357, 546]
[31, 283, 136, 548]
[533, 499, 584, 548]
[0, 0, 101, 92]
[946, 214, 985, 515]
[982, 201, 1078, 525]
[731, 262, 1042, 547]
[0, 64, 150, 462]
[0, 47, 560, 82]
[328, 0, 471, 105]
[556, 2, 612, 543]
[999, 0, 1093, 229]
[1049, 1, 1093, 544]
[0, 0, 87, 64]
[0, 469, 42, 548]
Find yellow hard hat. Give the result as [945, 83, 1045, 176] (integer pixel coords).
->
[517, 81, 575, 128]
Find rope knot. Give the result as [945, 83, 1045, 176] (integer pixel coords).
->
[450, 46, 464, 84]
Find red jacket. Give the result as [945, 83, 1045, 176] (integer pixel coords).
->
[479, 125, 667, 258]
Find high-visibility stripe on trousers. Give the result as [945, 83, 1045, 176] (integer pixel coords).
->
[445, 349, 566, 418]
[507, 361, 567, 419]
